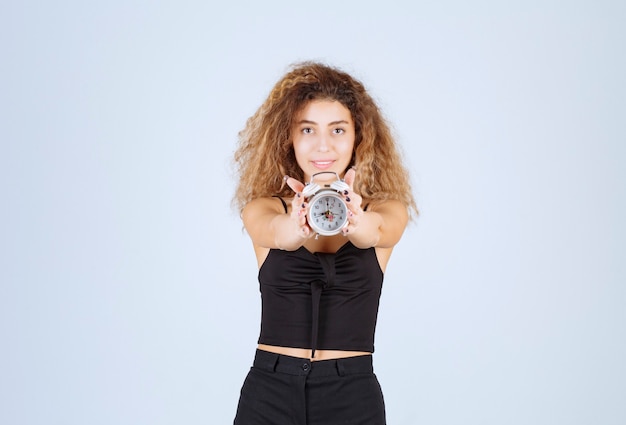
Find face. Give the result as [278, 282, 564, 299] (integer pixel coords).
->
[292, 100, 355, 183]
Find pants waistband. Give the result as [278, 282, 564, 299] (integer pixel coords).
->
[253, 349, 374, 377]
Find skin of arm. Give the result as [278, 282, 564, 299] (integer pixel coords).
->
[345, 199, 409, 249]
[242, 197, 312, 251]
[243, 169, 408, 252]
[340, 168, 409, 249]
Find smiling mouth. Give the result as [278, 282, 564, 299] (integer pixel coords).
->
[312, 160, 334, 168]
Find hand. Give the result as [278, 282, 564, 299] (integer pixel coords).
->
[284, 175, 314, 239]
[341, 168, 364, 236]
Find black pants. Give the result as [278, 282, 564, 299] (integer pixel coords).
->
[234, 349, 386, 425]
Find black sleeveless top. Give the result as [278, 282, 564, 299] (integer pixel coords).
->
[257, 198, 384, 356]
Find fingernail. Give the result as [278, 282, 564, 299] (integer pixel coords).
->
[297, 193, 301, 198]
[283, 175, 289, 182]
[344, 190, 349, 195]
[345, 197, 351, 202]
[301, 203, 306, 208]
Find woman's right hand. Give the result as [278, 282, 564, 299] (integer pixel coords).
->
[284, 176, 314, 239]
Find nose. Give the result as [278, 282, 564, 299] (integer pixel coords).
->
[317, 134, 329, 152]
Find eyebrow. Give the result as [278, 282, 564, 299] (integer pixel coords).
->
[296, 120, 350, 126]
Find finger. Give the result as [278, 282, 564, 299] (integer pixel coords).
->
[343, 168, 356, 189]
[343, 191, 363, 211]
[295, 201, 308, 217]
[342, 210, 361, 236]
[300, 225, 312, 238]
[284, 176, 305, 194]
[342, 222, 356, 236]
[292, 200, 308, 222]
[347, 208, 361, 225]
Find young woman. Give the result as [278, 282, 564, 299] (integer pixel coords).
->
[232, 62, 417, 425]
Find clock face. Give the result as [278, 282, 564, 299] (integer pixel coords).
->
[308, 192, 348, 236]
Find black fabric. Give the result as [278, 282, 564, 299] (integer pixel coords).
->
[234, 349, 386, 425]
[273, 195, 288, 213]
[257, 241, 384, 355]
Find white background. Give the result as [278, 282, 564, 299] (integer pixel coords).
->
[1, 1, 624, 424]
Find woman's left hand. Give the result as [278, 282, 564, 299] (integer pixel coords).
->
[341, 168, 364, 236]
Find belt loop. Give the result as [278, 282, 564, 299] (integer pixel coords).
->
[255, 350, 279, 373]
[269, 352, 279, 372]
[336, 359, 346, 377]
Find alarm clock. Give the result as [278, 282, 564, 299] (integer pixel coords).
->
[301, 171, 351, 237]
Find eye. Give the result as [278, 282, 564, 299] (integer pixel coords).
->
[301, 127, 313, 134]
[332, 128, 345, 135]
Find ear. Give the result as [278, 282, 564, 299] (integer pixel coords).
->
[343, 168, 356, 189]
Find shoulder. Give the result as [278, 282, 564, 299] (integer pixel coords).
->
[242, 197, 289, 221]
[367, 199, 409, 223]
[241, 196, 293, 258]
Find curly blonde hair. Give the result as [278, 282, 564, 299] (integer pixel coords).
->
[233, 61, 417, 217]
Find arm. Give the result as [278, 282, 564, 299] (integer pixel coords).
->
[241, 185, 314, 251]
[341, 169, 409, 249]
[344, 200, 408, 249]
